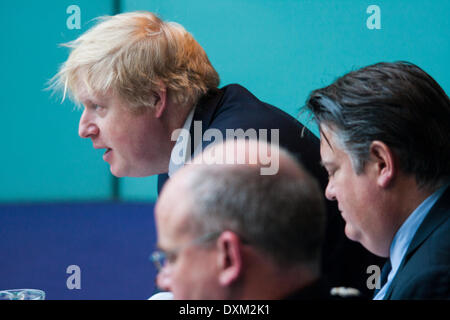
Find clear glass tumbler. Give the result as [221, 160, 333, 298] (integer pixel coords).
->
[0, 289, 45, 300]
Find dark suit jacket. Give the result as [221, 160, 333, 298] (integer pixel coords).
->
[284, 278, 364, 300]
[158, 84, 324, 191]
[283, 278, 335, 300]
[383, 185, 450, 300]
[158, 84, 384, 297]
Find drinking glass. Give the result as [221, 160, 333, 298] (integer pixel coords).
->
[0, 289, 45, 300]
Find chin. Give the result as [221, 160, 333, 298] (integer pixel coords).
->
[109, 165, 127, 177]
[133, 165, 169, 177]
[109, 159, 168, 177]
[173, 292, 190, 300]
[344, 224, 359, 242]
[111, 167, 163, 178]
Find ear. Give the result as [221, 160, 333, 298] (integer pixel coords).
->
[216, 231, 243, 287]
[152, 83, 167, 119]
[369, 141, 396, 188]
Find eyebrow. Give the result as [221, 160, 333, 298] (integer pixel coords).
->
[80, 91, 107, 105]
[155, 242, 165, 251]
[155, 241, 175, 254]
[84, 99, 102, 107]
[319, 127, 335, 152]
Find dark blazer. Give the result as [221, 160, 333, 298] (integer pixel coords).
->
[284, 278, 364, 300]
[157, 84, 324, 192]
[158, 84, 384, 297]
[383, 186, 450, 300]
[283, 279, 335, 300]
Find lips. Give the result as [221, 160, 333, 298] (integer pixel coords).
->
[92, 144, 113, 162]
[103, 148, 113, 162]
[338, 209, 349, 224]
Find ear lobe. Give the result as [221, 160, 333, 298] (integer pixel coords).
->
[216, 231, 242, 287]
[369, 141, 396, 188]
[152, 84, 167, 119]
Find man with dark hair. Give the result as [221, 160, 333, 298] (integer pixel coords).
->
[305, 61, 450, 299]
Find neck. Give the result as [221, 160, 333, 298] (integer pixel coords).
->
[166, 94, 196, 131]
[389, 175, 439, 241]
[234, 254, 319, 299]
[159, 98, 196, 168]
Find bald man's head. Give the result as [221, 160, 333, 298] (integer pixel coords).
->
[154, 139, 327, 299]
[189, 138, 285, 175]
[158, 139, 326, 265]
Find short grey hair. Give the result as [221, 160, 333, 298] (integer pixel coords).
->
[183, 157, 327, 270]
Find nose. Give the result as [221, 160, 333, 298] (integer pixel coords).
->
[325, 180, 337, 201]
[78, 110, 99, 138]
[156, 268, 171, 292]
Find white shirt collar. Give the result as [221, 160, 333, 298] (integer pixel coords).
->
[168, 107, 196, 177]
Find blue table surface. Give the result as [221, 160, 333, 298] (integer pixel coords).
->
[0, 202, 158, 300]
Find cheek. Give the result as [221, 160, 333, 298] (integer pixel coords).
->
[109, 126, 148, 161]
[122, 121, 156, 157]
[170, 264, 200, 300]
[333, 178, 350, 205]
[345, 182, 374, 226]
[103, 120, 127, 148]
[335, 180, 363, 222]
[170, 274, 188, 299]
[337, 173, 360, 201]
[175, 254, 218, 299]
[107, 111, 148, 144]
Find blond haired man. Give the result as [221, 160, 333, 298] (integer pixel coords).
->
[50, 11, 322, 193]
[51, 11, 382, 296]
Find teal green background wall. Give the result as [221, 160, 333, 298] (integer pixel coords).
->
[0, 0, 116, 203]
[1, 0, 449, 203]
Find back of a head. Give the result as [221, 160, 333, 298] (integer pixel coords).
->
[50, 11, 219, 111]
[183, 141, 327, 271]
[306, 61, 450, 189]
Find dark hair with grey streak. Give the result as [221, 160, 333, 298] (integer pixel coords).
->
[184, 160, 326, 270]
[305, 61, 450, 189]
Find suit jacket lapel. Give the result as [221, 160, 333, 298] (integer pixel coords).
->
[188, 88, 224, 158]
[384, 186, 450, 299]
[157, 88, 224, 195]
[157, 173, 169, 194]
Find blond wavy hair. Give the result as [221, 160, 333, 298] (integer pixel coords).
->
[50, 11, 220, 110]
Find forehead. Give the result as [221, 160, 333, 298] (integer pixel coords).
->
[155, 180, 196, 247]
[73, 75, 117, 104]
[319, 126, 346, 163]
[76, 83, 110, 105]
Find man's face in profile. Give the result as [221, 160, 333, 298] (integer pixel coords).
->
[154, 178, 222, 299]
[319, 126, 388, 256]
[77, 84, 169, 177]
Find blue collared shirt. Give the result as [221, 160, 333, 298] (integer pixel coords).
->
[374, 183, 449, 300]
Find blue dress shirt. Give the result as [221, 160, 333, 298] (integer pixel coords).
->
[373, 183, 449, 300]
